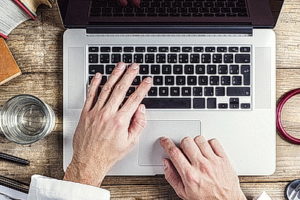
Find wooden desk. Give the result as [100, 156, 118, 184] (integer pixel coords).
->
[1, 1, 300, 199]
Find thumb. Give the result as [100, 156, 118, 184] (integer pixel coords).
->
[128, 104, 146, 141]
[164, 159, 185, 198]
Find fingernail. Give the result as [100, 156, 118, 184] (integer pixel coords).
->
[145, 77, 152, 83]
[95, 73, 101, 78]
[163, 159, 168, 170]
[160, 137, 167, 141]
[132, 64, 139, 70]
[117, 63, 126, 70]
[140, 104, 146, 113]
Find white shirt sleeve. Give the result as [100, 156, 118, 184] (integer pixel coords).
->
[27, 175, 110, 200]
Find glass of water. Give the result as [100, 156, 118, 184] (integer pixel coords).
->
[0, 94, 55, 145]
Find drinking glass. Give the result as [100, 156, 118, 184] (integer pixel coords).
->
[0, 94, 55, 145]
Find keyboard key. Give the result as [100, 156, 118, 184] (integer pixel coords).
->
[235, 54, 250, 63]
[162, 65, 172, 74]
[196, 65, 205, 74]
[179, 54, 189, 63]
[215, 87, 225, 96]
[210, 76, 219, 85]
[194, 47, 204, 52]
[132, 76, 141, 85]
[159, 87, 169, 96]
[232, 76, 242, 85]
[142, 98, 191, 109]
[182, 87, 191, 96]
[100, 47, 111, 52]
[134, 54, 144, 63]
[136, 47, 146, 52]
[106, 65, 115, 74]
[190, 54, 200, 63]
[170, 47, 180, 52]
[193, 87, 203, 96]
[221, 76, 231, 85]
[100, 76, 108, 85]
[224, 54, 233, 63]
[213, 54, 222, 63]
[148, 87, 158, 96]
[186, 76, 196, 85]
[126, 87, 135, 96]
[171, 87, 180, 96]
[111, 54, 121, 63]
[89, 54, 98, 63]
[145, 54, 155, 63]
[241, 65, 251, 85]
[159, 47, 169, 52]
[217, 47, 227, 52]
[207, 98, 217, 109]
[230, 98, 239, 109]
[151, 65, 160, 74]
[227, 87, 250, 96]
[204, 87, 214, 96]
[229, 65, 239, 74]
[199, 76, 208, 85]
[174, 65, 183, 74]
[147, 47, 157, 52]
[182, 47, 192, 52]
[218, 103, 228, 109]
[201, 54, 211, 63]
[140, 65, 149, 74]
[112, 47, 122, 52]
[184, 65, 194, 74]
[100, 54, 110, 63]
[89, 47, 99, 52]
[193, 98, 205, 109]
[124, 47, 134, 52]
[205, 47, 215, 52]
[153, 76, 163, 85]
[176, 76, 186, 85]
[168, 54, 178, 63]
[123, 54, 132, 63]
[218, 65, 228, 74]
[240, 47, 250, 52]
[229, 47, 239, 52]
[165, 76, 175, 85]
[156, 54, 166, 63]
[89, 65, 104, 74]
[207, 65, 217, 74]
[241, 103, 251, 109]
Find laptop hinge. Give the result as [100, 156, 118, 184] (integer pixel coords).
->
[86, 25, 253, 35]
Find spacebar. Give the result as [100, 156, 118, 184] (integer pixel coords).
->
[142, 98, 191, 109]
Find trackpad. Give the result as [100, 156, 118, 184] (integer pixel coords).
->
[138, 120, 201, 166]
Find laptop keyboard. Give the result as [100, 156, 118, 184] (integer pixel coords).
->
[90, 0, 248, 17]
[87, 45, 252, 110]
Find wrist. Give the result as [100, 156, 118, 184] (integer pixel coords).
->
[63, 159, 108, 187]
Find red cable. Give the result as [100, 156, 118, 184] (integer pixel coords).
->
[277, 89, 300, 144]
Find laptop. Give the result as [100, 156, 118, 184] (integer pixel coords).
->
[60, 0, 284, 175]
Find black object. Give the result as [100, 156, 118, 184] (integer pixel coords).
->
[0, 152, 30, 166]
[0, 175, 29, 194]
[285, 179, 300, 200]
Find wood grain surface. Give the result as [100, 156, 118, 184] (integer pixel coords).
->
[1, 0, 300, 199]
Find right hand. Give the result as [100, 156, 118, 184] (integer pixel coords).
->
[160, 136, 247, 200]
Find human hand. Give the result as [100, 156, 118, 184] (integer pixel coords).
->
[160, 136, 247, 200]
[118, 0, 140, 7]
[64, 62, 152, 187]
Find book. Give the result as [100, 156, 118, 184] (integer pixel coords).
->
[0, 38, 22, 85]
[0, 0, 53, 39]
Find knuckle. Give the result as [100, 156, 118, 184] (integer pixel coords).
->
[114, 116, 125, 127]
[185, 170, 200, 185]
[115, 83, 125, 91]
[169, 147, 180, 158]
[103, 83, 113, 91]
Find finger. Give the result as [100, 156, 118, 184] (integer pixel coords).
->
[128, 104, 146, 141]
[83, 73, 102, 112]
[180, 136, 205, 165]
[105, 63, 139, 112]
[163, 159, 185, 198]
[120, 77, 152, 118]
[194, 135, 216, 159]
[208, 139, 227, 158]
[160, 137, 191, 177]
[96, 62, 126, 110]
[118, 0, 128, 6]
[129, 0, 141, 7]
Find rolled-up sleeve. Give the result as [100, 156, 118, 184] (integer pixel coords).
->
[27, 175, 110, 200]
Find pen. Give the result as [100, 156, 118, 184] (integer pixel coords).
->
[0, 175, 29, 194]
[0, 152, 30, 166]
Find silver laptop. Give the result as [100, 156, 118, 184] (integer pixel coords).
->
[60, 0, 284, 175]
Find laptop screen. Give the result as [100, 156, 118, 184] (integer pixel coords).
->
[58, 0, 284, 28]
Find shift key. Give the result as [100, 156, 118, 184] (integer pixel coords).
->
[142, 98, 191, 109]
[227, 87, 250, 96]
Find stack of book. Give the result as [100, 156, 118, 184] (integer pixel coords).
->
[0, 0, 53, 85]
